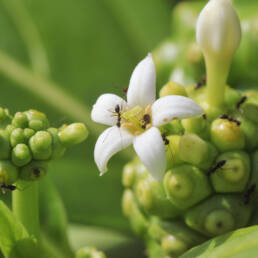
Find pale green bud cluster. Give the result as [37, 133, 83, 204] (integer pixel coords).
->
[122, 82, 258, 257]
[0, 108, 88, 185]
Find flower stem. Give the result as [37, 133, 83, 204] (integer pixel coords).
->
[12, 181, 40, 239]
[205, 55, 231, 108]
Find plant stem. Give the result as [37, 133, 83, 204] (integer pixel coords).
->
[12, 181, 40, 239]
[205, 55, 231, 107]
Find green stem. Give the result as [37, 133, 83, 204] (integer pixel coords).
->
[12, 181, 40, 239]
[205, 55, 231, 107]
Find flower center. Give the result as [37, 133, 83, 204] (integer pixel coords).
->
[121, 105, 152, 135]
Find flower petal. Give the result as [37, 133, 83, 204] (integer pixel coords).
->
[127, 54, 156, 108]
[94, 126, 134, 175]
[151, 95, 204, 127]
[133, 127, 166, 181]
[91, 94, 127, 126]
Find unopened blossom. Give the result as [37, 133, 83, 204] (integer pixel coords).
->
[91, 54, 203, 181]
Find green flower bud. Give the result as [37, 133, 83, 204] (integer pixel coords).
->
[0, 160, 19, 184]
[0, 130, 11, 159]
[211, 118, 245, 151]
[241, 96, 258, 124]
[159, 82, 187, 98]
[76, 247, 106, 258]
[164, 165, 212, 210]
[166, 135, 183, 169]
[23, 128, 35, 140]
[122, 162, 136, 188]
[122, 189, 148, 236]
[10, 128, 26, 147]
[20, 160, 48, 181]
[240, 118, 258, 151]
[29, 131, 52, 160]
[161, 235, 188, 256]
[25, 109, 49, 131]
[224, 86, 242, 108]
[47, 128, 66, 159]
[12, 112, 28, 128]
[210, 151, 250, 193]
[5, 125, 15, 136]
[0, 108, 11, 128]
[136, 173, 182, 219]
[58, 123, 88, 147]
[11, 144, 32, 167]
[184, 195, 252, 237]
[179, 134, 217, 169]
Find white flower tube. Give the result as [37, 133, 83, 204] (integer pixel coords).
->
[196, 0, 241, 108]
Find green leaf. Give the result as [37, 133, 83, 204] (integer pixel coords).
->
[180, 226, 258, 258]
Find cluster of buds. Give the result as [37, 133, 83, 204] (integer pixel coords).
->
[0, 107, 87, 190]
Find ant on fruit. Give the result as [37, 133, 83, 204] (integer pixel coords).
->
[207, 160, 227, 176]
[195, 75, 206, 90]
[0, 183, 17, 194]
[219, 114, 241, 126]
[243, 183, 256, 205]
[236, 96, 247, 109]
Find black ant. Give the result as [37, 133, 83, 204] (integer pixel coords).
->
[202, 114, 207, 120]
[219, 114, 241, 126]
[113, 104, 122, 128]
[33, 168, 41, 178]
[207, 160, 227, 176]
[161, 133, 169, 145]
[243, 183, 256, 205]
[141, 114, 151, 129]
[195, 75, 206, 90]
[123, 87, 128, 97]
[236, 96, 247, 109]
[0, 183, 17, 194]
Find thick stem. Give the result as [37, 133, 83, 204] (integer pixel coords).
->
[12, 181, 40, 239]
[205, 54, 231, 107]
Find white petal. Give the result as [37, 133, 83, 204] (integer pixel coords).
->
[91, 94, 127, 126]
[133, 127, 166, 181]
[151, 95, 204, 127]
[94, 126, 134, 175]
[127, 54, 156, 108]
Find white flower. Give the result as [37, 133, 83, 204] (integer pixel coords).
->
[91, 54, 203, 181]
[196, 0, 241, 58]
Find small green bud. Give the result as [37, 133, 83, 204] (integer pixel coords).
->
[164, 165, 212, 210]
[136, 173, 182, 219]
[0, 160, 19, 184]
[29, 131, 52, 160]
[210, 151, 250, 193]
[5, 125, 15, 136]
[166, 135, 183, 169]
[23, 128, 35, 140]
[76, 247, 106, 258]
[0, 108, 11, 127]
[159, 82, 187, 98]
[25, 109, 49, 130]
[211, 118, 245, 151]
[179, 134, 217, 169]
[47, 128, 66, 159]
[20, 160, 48, 181]
[0, 130, 11, 159]
[10, 128, 26, 147]
[58, 123, 88, 147]
[161, 235, 188, 256]
[29, 120, 44, 131]
[122, 162, 136, 188]
[12, 112, 28, 128]
[184, 195, 252, 237]
[241, 96, 258, 124]
[11, 144, 32, 167]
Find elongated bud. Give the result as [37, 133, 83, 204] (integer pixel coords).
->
[179, 134, 217, 169]
[0, 130, 11, 159]
[210, 151, 250, 193]
[29, 131, 52, 160]
[25, 109, 49, 131]
[47, 128, 66, 159]
[136, 173, 182, 219]
[211, 118, 245, 151]
[163, 165, 212, 210]
[58, 123, 88, 147]
[12, 144, 32, 167]
[196, 0, 241, 107]
[20, 160, 48, 181]
[12, 112, 28, 128]
[122, 162, 136, 188]
[0, 160, 19, 184]
[76, 247, 106, 258]
[159, 82, 187, 98]
[184, 195, 252, 237]
[10, 128, 26, 147]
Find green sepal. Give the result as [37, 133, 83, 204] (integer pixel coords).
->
[0, 161, 19, 185]
[135, 173, 182, 219]
[19, 160, 48, 181]
[0, 130, 11, 159]
[210, 151, 250, 193]
[181, 226, 258, 258]
[163, 165, 212, 210]
[184, 195, 252, 237]
[47, 128, 66, 159]
[11, 144, 32, 167]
